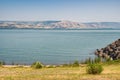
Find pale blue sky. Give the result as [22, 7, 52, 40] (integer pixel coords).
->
[0, 0, 120, 22]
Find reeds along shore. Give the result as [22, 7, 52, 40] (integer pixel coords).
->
[95, 39, 120, 60]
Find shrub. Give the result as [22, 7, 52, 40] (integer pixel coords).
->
[0, 61, 5, 66]
[31, 61, 43, 69]
[72, 60, 79, 67]
[0, 61, 3, 66]
[86, 63, 103, 74]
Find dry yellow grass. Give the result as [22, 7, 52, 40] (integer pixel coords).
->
[0, 64, 120, 80]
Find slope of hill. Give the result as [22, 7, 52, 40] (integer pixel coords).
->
[0, 21, 120, 29]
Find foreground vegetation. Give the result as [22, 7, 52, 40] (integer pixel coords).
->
[0, 60, 120, 80]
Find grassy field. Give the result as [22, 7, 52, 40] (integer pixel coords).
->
[0, 64, 120, 80]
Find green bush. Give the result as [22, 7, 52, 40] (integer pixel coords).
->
[31, 61, 43, 69]
[86, 63, 103, 74]
[72, 60, 79, 67]
[0, 61, 3, 66]
[0, 61, 5, 66]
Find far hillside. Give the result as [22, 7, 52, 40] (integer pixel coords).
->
[0, 21, 120, 29]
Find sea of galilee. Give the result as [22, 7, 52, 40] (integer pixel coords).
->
[0, 29, 120, 65]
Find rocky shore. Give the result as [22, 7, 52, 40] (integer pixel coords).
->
[95, 39, 120, 60]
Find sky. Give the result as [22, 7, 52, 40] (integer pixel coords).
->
[0, 0, 120, 22]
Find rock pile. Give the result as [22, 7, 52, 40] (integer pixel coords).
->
[95, 39, 120, 60]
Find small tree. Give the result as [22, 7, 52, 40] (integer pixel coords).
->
[31, 61, 43, 69]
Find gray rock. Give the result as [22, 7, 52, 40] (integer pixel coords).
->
[95, 39, 120, 60]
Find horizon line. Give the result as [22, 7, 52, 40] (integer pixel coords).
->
[0, 20, 120, 23]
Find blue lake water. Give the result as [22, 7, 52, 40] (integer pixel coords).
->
[0, 29, 120, 65]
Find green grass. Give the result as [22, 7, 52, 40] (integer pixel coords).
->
[0, 64, 120, 80]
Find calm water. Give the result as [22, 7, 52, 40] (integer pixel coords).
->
[0, 29, 120, 65]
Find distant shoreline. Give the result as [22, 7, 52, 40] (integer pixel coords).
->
[3, 65, 30, 68]
[0, 21, 120, 29]
[0, 28, 120, 30]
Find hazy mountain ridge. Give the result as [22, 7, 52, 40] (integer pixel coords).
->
[0, 21, 120, 29]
